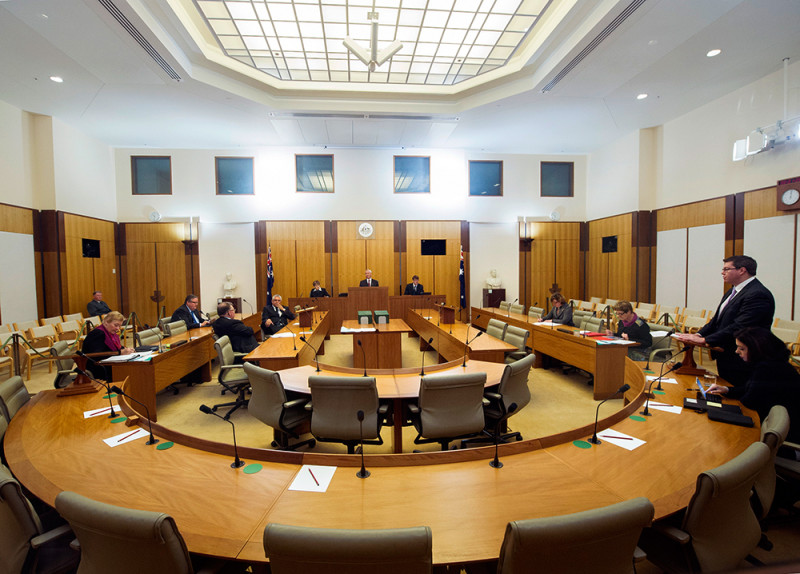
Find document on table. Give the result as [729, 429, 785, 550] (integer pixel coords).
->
[340, 327, 377, 333]
[101, 352, 155, 363]
[103, 427, 149, 447]
[289, 465, 336, 492]
[646, 375, 678, 385]
[84, 405, 119, 419]
[647, 402, 683, 414]
[595, 428, 645, 451]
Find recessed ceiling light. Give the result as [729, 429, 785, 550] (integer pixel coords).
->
[636, 93, 648, 100]
[49, 76, 63, 83]
[647, 40, 658, 46]
[706, 49, 722, 57]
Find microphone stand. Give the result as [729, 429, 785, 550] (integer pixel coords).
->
[299, 335, 321, 372]
[283, 320, 297, 350]
[357, 339, 368, 376]
[199, 404, 245, 468]
[420, 337, 434, 376]
[110, 385, 159, 445]
[654, 347, 688, 391]
[640, 361, 683, 417]
[356, 410, 370, 479]
[242, 298, 255, 315]
[489, 403, 517, 468]
[74, 365, 117, 418]
[462, 331, 483, 368]
[589, 384, 631, 444]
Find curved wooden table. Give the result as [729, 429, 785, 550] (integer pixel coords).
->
[4, 359, 759, 567]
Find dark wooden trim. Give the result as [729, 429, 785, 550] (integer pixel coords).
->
[579, 221, 589, 252]
[460, 220, 470, 252]
[394, 220, 402, 252]
[733, 192, 746, 250]
[254, 221, 267, 254]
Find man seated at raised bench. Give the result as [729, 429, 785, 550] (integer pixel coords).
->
[261, 294, 295, 336]
[404, 275, 425, 295]
[86, 291, 111, 317]
[213, 301, 258, 354]
[606, 300, 652, 360]
[170, 294, 210, 330]
[309, 280, 330, 298]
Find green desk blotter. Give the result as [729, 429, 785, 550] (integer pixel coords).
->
[110, 416, 127, 424]
[102, 393, 117, 399]
[243, 463, 263, 474]
[572, 440, 592, 449]
[653, 390, 666, 395]
[629, 415, 647, 422]
[156, 441, 174, 450]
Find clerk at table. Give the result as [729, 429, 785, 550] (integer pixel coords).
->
[404, 275, 425, 295]
[261, 294, 295, 336]
[309, 280, 330, 298]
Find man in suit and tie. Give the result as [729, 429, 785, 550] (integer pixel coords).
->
[359, 269, 379, 287]
[677, 255, 774, 386]
[212, 302, 258, 353]
[261, 294, 295, 336]
[171, 294, 210, 329]
[404, 275, 424, 295]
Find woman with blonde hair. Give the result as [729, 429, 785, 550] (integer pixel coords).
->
[82, 311, 134, 378]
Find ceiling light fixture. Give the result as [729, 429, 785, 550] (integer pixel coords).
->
[706, 49, 722, 57]
[343, 11, 402, 72]
[49, 76, 63, 83]
[636, 93, 648, 100]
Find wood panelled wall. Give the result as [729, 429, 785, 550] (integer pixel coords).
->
[61, 214, 118, 316]
[403, 221, 463, 308]
[521, 222, 582, 309]
[336, 221, 396, 296]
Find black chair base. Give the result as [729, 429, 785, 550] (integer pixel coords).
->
[461, 429, 523, 449]
[271, 435, 316, 451]
[212, 383, 250, 420]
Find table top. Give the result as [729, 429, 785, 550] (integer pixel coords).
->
[409, 308, 517, 353]
[244, 312, 329, 362]
[340, 319, 412, 333]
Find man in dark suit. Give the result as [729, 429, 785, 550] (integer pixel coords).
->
[404, 275, 424, 295]
[86, 291, 111, 316]
[212, 302, 258, 354]
[677, 255, 774, 386]
[261, 294, 295, 335]
[310, 280, 330, 298]
[171, 294, 210, 329]
[359, 269, 379, 287]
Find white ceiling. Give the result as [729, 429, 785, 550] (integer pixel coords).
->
[0, 0, 798, 153]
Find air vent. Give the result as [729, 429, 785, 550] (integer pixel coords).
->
[285, 112, 449, 121]
[97, 0, 181, 81]
[542, 0, 646, 93]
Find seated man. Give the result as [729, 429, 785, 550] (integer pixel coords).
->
[261, 294, 295, 335]
[86, 291, 111, 316]
[359, 269, 379, 287]
[213, 302, 258, 354]
[404, 275, 424, 295]
[171, 294, 210, 330]
[309, 280, 330, 298]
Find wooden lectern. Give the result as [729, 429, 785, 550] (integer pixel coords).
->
[296, 306, 316, 329]
[675, 342, 709, 376]
[439, 305, 456, 325]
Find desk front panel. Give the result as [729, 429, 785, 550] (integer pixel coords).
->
[245, 312, 330, 371]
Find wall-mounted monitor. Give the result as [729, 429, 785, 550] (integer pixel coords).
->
[82, 238, 100, 258]
[421, 239, 446, 256]
[601, 235, 617, 253]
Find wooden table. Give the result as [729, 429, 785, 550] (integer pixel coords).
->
[5, 360, 760, 567]
[406, 308, 517, 363]
[244, 312, 330, 371]
[341, 319, 412, 369]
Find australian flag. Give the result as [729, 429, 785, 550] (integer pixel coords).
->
[459, 244, 466, 308]
[266, 245, 274, 300]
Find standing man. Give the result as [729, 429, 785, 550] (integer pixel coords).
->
[359, 269, 379, 287]
[404, 275, 425, 295]
[213, 302, 258, 353]
[87, 291, 111, 316]
[677, 255, 774, 386]
[261, 294, 295, 335]
[171, 294, 210, 329]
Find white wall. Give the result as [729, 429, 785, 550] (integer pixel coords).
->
[198, 222, 257, 314]
[469, 222, 518, 309]
[745, 215, 796, 320]
[0, 101, 34, 208]
[0, 231, 38, 325]
[586, 131, 640, 220]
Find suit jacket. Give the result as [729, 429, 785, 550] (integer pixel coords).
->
[261, 304, 295, 335]
[212, 316, 258, 353]
[404, 283, 424, 295]
[86, 300, 111, 317]
[310, 288, 330, 298]
[698, 278, 775, 354]
[171, 305, 208, 330]
[359, 279, 379, 287]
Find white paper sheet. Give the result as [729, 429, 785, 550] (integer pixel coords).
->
[103, 427, 149, 447]
[646, 376, 678, 385]
[595, 428, 646, 451]
[647, 402, 683, 414]
[84, 405, 120, 419]
[289, 465, 337, 492]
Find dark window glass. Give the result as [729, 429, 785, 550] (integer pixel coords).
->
[394, 156, 430, 193]
[541, 161, 573, 197]
[296, 155, 334, 192]
[216, 157, 254, 195]
[131, 156, 172, 195]
[469, 160, 503, 196]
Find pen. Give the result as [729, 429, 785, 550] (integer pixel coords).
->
[602, 435, 633, 440]
[117, 429, 142, 443]
[650, 402, 672, 407]
[308, 468, 319, 486]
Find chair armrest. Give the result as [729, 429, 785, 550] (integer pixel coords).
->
[31, 523, 73, 548]
[378, 404, 388, 415]
[653, 523, 691, 545]
[484, 392, 502, 401]
[633, 546, 647, 563]
[408, 404, 420, 414]
[219, 364, 240, 371]
[304, 401, 313, 411]
[283, 398, 309, 409]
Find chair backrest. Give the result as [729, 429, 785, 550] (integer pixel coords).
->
[264, 523, 433, 574]
[63, 312, 83, 322]
[163, 320, 187, 337]
[55, 491, 193, 574]
[0, 324, 12, 334]
[308, 376, 380, 441]
[589, 296, 603, 305]
[40, 316, 62, 326]
[509, 303, 525, 314]
[12, 320, 38, 333]
[583, 317, 603, 332]
[528, 306, 543, 315]
[496, 497, 654, 574]
[681, 308, 706, 322]
[486, 318, 507, 340]
[417, 371, 487, 438]
[604, 298, 618, 307]
[681, 441, 770, 573]
[0, 463, 44, 574]
[56, 320, 81, 336]
[214, 335, 236, 367]
[503, 325, 529, 352]
[753, 405, 790, 520]
[50, 340, 75, 372]
[0, 376, 30, 421]
[85, 316, 102, 328]
[646, 322, 674, 351]
[682, 315, 709, 333]
[774, 317, 800, 330]
[135, 327, 162, 347]
[0, 411, 7, 444]
[578, 301, 594, 311]
[771, 326, 800, 352]
[498, 301, 510, 310]
[244, 362, 288, 428]
[497, 352, 535, 414]
[28, 324, 56, 341]
[572, 309, 593, 322]
[207, 310, 219, 321]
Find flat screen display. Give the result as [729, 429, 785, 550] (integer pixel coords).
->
[82, 238, 100, 258]
[421, 239, 446, 256]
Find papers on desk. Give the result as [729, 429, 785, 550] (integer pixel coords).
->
[647, 402, 683, 415]
[595, 338, 637, 345]
[340, 327, 377, 333]
[595, 429, 645, 451]
[101, 352, 155, 363]
[271, 332, 294, 338]
[103, 427, 149, 447]
[645, 375, 678, 385]
[84, 405, 119, 419]
[289, 465, 336, 492]
[534, 321, 556, 326]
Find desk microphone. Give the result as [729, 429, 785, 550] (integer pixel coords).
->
[589, 384, 631, 445]
[199, 404, 245, 468]
[110, 385, 158, 445]
[282, 320, 298, 351]
[462, 331, 483, 367]
[356, 410, 370, 479]
[641, 361, 683, 417]
[242, 298, 255, 315]
[508, 298, 517, 318]
[299, 335, 321, 372]
[357, 339, 367, 377]
[490, 403, 517, 469]
[654, 347, 689, 391]
[74, 364, 117, 418]
[420, 337, 434, 376]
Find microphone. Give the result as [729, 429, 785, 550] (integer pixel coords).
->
[109, 385, 158, 445]
[640, 361, 683, 416]
[356, 410, 370, 479]
[654, 346, 689, 391]
[242, 298, 255, 315]
[489, 403, 517, 469]
[508, 298, 518, 318]
[462, 331, 483, 367]
[299, 335, 321, 373]
[283, 321, 297, 350]
[589, 384, 631, 445]
[199, 404, 245, 468]
[420, 337, 434, 376]
[74, 364, 117, 418]
[357, 339, 367, 377]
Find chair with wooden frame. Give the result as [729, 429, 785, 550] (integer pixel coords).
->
[681, 315, 712, 365]
[21, 325, 56, 380]
[63, 312, 84, 322]
[40, 316, 62, 327]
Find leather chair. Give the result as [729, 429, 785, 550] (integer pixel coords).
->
[462, 352, 535, 447]
[509, 303, 525, 314]
[752, 405, 790, 550]
[263, 523, 433, 574]
[55, 490, 196, 574]
[408, 371, 486, 450]
[50, 341, 77, 389]
[638, 441, 771, 573]
[134, 327, 162, 348]
[0, 375, 31, 423]
[528, 306, 543, 321]
[243, 362, 315, 451]
[502, 325, 529, 363]
[162, 320, 187, 337]
[307, 375, 387, 454]
[646, 322, 676, 363]
[211, 336, 250, 420]
[496, 497, 654, 574]
[486, 318, 507, 340]
[498, 301, 510, 311]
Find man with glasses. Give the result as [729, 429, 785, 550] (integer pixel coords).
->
[261, 294, 295, 336]
[170, 294, 210, 329]
[677, 255, 774, 386]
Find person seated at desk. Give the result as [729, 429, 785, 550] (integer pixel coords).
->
[213, 302, 258, 354]
[310, 280, 330, 298]
[171, 294, 210, 329]
[541, 293, 574, 326]
[707, 326, 800, 444]
[82, 311, 134, 379]
[606, 300, 652, 360]
[404, 275, 425, 295]
[86, 291, 111, 317]
[262, 294, 295, 336]
[359, 269, 379, 287]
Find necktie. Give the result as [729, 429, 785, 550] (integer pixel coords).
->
[719, 287, 737, 313]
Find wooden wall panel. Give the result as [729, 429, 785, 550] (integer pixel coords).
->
[157, 242, 188, 317]
[0, 203, 35, 234]
[524, 222, 581, 309]
[587, 215, 634, 301]
[657, 198, 726, 231]
[743, 186, 780, 220]
[259, 221, 327, 301]
[125, 242, 158, 324]
[365, 221, 395, 293]
[62, 214, 118, 316]
[405, 221, 461, 306]
[336, 222, 367, 292]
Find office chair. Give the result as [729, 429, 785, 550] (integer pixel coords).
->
[502, 325, 529, 363]
[211, 336, 250, 420]
[50, 341, 77, 389]
[498, 301, 510, 311]
[496, 497, 654, 574]
[0, 375, 31, 423]
[751, 405, 790, 552]
[486, 318, 507, 340]
[509, 303, 525, 314]
[264, 523, 433, 574]
[243, 362, 315, 451]
[134, 327, 162, 348]
[162, 320, 187, 337]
